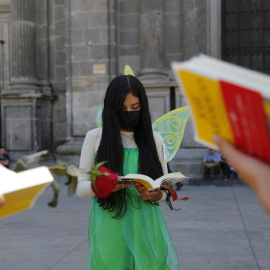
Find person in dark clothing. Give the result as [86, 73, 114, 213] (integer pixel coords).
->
[0, 148, 10, 168]
[203, 148, 221, 180]
[219, 153, 231, 181]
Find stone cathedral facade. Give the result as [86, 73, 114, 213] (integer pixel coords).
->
[0, 0, 224, 178]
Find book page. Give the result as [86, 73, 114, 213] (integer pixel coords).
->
[156, 172, 187, 186]
[0, 166, 54, 194]
[122, 172, 187, 190]
[132, 179, 155, 190]
[185, 55, 270, 98]
[121, 174, 156, 190]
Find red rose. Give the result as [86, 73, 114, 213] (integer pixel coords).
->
[89, 163, 118, 198]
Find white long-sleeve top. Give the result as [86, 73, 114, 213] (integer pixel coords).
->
[77, 127, 168, 202]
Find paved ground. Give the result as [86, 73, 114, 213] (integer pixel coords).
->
[0, 181, 269, 270]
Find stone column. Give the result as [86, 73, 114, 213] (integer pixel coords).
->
[139, 0, 167, 78]
[10, 0, 38, 91]
[0, 0, 55, 159]
[36, 0, 51, 94]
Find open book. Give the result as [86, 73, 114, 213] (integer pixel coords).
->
[0, 165, 54, 218]
[119, 172, 187, 191]
[172, 54, 270, 163]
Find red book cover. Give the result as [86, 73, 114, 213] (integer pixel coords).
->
[220, 80, 270, 163]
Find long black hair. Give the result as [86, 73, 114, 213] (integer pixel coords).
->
[96, 75, 164, 218]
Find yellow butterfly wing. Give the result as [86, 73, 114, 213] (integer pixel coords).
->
[152, 107, 191, 162]
[96, 104, 103, 128]
[124, 65, 135, 76]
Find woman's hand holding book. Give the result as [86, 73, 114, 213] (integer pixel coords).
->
[214, 135, 270, 215]
[112, 176, 131, 192]
[134, 183, 163, 202]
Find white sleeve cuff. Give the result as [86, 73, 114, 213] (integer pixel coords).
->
[155, 190, 167, 203]
[78, 173, 90, 182]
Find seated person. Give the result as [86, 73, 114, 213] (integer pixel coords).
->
[219, 153, 231, 181]
[0, 148, 10, 168]
[203, 148, 221, 180]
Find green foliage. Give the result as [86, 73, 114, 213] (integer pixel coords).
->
[14, 159, 28, 172]
[13, 151, 84, 208]
[88, 161, 107, 192]
[47, 180, 62, 207]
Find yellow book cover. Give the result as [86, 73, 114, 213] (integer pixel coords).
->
[176, 69, 234, 148]
[0, 165, 54, 218]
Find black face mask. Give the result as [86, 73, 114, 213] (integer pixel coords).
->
[118, 110, 141, 130]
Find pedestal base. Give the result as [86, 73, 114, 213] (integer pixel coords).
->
[0, 93, 55, 158]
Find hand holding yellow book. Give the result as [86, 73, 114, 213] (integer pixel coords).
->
[172, 55, 270, 163]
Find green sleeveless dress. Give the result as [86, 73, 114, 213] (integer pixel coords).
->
[87, 148, 179, 270]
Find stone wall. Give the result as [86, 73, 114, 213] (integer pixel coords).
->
[0, 0, 67, 158]
[48, 0, 67, 151]
[66, 0, 116, 137]
[0, 0, 222, 181]
[56, 0, 117, 164]
[171, 0, 222, 179]
[57, 0, 222, 176]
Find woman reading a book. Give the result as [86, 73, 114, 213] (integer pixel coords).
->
[77, 75, 179, 269]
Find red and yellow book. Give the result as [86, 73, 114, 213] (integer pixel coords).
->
[172, 55, 270, 163]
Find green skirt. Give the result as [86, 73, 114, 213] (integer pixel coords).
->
[87, 148, 179, 270]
